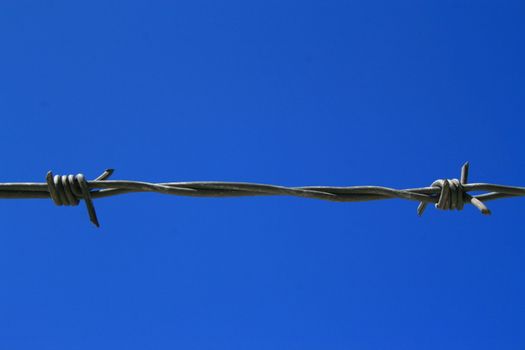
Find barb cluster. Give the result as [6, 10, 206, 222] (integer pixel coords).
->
[0, 162, 523, 227]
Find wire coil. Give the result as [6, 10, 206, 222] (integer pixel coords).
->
[431, 179, 465, 210]
[45, 169, 114, 227]
[46, 173, 87, 206]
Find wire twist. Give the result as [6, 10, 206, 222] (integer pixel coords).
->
[431, 179, 465, 210]
[0, 162, 522, 228]
[417, 162, 490, 215]
[45, 169, 114, 227]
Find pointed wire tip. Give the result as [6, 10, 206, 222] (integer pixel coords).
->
[460, 161, 470, 185]
[417, 203, 427, 216]
[94, 168, 115, 181]
[461, 162, 470, 175]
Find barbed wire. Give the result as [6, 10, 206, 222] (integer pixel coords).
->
[0, 162, 523, 227]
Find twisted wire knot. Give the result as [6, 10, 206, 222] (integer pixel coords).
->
[46, 173, 89, 206]
[417, 162, 491, 216]
[45, 169, 114, 227]
[430, 178, 465, 211]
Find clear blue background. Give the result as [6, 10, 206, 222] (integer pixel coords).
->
[0, 1, 524, 349]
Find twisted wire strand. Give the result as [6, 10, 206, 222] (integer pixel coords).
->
[0, 162, 523, 227]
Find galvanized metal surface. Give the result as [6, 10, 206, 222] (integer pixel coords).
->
[0, 162, 523, 227]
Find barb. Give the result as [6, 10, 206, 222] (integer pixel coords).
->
[0, 162, 523, 227]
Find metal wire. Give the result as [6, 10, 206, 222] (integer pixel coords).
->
[0, 162, 523, 227]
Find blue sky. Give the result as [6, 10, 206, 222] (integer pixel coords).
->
[0, 1, 524, 349]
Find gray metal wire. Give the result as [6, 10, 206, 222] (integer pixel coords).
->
[0, 162, 523, 227]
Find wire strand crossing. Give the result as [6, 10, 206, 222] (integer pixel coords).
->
[0, 162, 523, 227]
